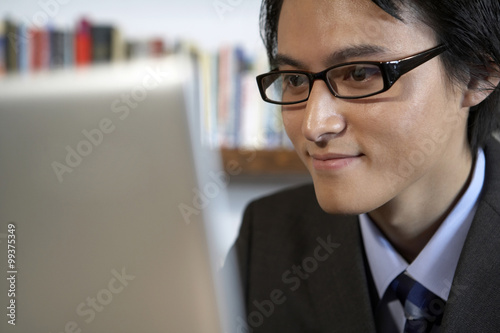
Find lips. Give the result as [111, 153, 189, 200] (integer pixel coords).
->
[308, 152, 364, 171]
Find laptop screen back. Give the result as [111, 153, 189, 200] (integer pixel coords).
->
[0, 56, 232, 332]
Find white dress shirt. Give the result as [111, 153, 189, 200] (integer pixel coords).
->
[359, 149, 485, 332]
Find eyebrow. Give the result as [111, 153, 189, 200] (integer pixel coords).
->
[274, 44, 390, 69]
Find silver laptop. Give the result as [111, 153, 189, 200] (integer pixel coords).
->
[0, 56, 241, 332]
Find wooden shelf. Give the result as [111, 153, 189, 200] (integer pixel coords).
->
[220, 148, 308, 176]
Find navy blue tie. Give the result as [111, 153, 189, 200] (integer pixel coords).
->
[389, 272, 446, 333]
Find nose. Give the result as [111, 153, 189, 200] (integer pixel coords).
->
[302, 80, 347, 143]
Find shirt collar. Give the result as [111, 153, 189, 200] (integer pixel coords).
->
[360, 149, 485, 301]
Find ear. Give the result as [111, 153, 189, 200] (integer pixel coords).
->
[462, 64, 500, 108]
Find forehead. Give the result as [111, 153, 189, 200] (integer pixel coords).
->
[277, 0, 436, 67]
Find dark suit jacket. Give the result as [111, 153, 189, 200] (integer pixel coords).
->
[232, 137, 500, 332]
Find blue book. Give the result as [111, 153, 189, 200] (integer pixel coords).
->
[63, 30, 74, 68]
[17, 24, 29, 73]
[0, 21, 6, 75]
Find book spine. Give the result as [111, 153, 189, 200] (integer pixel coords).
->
[111, 28, 125, 62]
[63, 30, 74, 67]
[0, 21, 5, 75]
[91, 25, 112, 63]
[17, 24, 30, 73]
[30, 28, 40, 71]
[217, 47, 229, 148]
[75, 19, 92, 66]
[50, 28, 65, 68]
[41, 28, 50, 70]
[5, 20, 18, 72]
[233, 47, 246, 148]
[224, 47, 236, 148]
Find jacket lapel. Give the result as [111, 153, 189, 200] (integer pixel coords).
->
[305, 212, 377, 332]
[442, 137, 500, 332]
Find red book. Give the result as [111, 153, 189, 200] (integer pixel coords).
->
[30, 28, 47, 71]
[150, 39, 164, 57]
[75, 18, 92, 66]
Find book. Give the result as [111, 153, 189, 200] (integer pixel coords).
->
[217, 46, 239, 148]
[197, 49, 219, 148]
[126, 40, 151, 59]
[5, 19, 18, 72]
[111, 28, 125, 62]
[63, 29, 74, 67]
[30, 28, 44, 71]
[50, 27, 65, 69]
[17, 24, 30, 73]
[0, 15, 292, 152]
[0, 21, 6, 75]
[150, 38, 164, 57]
[91, 25, 113, 62]
[75, 18, 92, 66]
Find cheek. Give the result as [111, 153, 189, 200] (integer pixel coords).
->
[361, 85, 462, 186]
[361, 76, 450, 158]
[373, 103, 427, 150]
[282, 110, 304, 145]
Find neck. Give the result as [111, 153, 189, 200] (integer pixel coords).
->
[369, 148, 474, 263]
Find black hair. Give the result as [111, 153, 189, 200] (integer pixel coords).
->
[259, 0, 500, 153]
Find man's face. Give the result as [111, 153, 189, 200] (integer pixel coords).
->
[277, 0, 471, 215]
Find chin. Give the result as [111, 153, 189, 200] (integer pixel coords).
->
[312, 181, 375, 216]
[316, 197, 365, 216]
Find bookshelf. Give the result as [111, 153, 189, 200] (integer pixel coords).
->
[0, 7, 310, 269]
[0, 15, 309, 177]
[221, 148, 307, 176]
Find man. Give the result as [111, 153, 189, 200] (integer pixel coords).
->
[232, 0, 500, 332]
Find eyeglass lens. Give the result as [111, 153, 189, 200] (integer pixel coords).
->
[262, 64, 386, 103]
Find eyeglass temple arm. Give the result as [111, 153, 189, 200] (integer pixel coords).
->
[383, 45, 447, 85]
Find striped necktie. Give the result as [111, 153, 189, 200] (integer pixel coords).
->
[389, 272, 446, 333]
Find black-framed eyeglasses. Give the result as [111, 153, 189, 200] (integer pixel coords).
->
[256, 44, 447, 105]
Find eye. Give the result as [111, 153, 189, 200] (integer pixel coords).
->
[284, 74, 308, 87]
[345, 65, 380, 82]
[351, 66, 368, 81]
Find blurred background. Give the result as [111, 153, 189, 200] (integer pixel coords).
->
[2, 0, 262, 50]
[0, 0, 311, 261]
